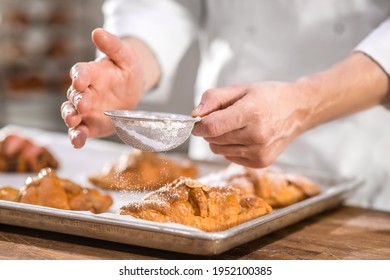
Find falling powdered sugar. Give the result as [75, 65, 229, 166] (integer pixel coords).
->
[115, 119, 189, 152]
[105, 110, 200, 152]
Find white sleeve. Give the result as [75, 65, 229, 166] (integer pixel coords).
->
[102, 0, 198, 104]
[355, 17, 390, 76]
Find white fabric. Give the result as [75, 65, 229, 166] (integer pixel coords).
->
[102, 0, 197, 104]
[102, 0, 390, 211]
[355, 17, 390, 75]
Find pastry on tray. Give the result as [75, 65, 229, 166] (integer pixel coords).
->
[0, 186, 20, 202]
[119, 177, 272, 232]
[88, 150, 198, 191]
[0, 134, 59, 172]
[0, 168, 113, 214]
[226, 167, 321, 208]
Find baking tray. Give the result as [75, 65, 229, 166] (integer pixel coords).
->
[0, 125, 363, 255]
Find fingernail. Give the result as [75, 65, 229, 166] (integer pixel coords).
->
[68, 88, 77, 100]
[72, 71, 79, 80]
[74, 95, 82, 106]
[67, 87, 75, 99]
[65, 109, 73, 116]
[69, 129, 80, 140]
[67, 87, 72, 98]
[192, 104, 204, 116]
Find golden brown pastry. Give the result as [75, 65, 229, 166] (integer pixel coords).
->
[0, 186, 20, 202]
[1, 168, 113, 214]
[225, 172, 256, 196]
[89, 150, 198, 191]
[245, 167, 321, 208]
[0, 134, 59, 172]
[120, 177, 272, 232]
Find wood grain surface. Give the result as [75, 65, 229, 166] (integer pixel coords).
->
[0, 206, 389, 260]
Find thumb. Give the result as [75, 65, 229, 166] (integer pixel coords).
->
[192, 85, 248, 117]
[91, 28, 132, 68]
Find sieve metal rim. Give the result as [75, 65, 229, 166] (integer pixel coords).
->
[104, 110, 201, 123]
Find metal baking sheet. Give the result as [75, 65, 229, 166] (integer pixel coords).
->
[0, 125, 362, 255]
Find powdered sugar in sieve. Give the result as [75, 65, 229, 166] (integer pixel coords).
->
[105, 110, 201, 152]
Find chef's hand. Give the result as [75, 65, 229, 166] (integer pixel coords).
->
[191, 82, 309, 168]
[61, 28, 160, 148]
[191, 53, 390, 168]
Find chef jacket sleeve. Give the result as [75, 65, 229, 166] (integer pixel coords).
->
[101, 0, 199, 104]
[354, 17, 390, 108]
[355, 17, 390, 75]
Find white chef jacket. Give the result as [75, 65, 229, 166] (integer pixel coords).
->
[102, 0, 390, 211]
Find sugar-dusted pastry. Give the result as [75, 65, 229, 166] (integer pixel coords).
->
[0, 134, 59, 172]
[0, 168, 113, 214]
[245, 167, 321, 208]
[225, 172, 256, 196]
[120, 177, 272, 232]
[88, 150, 198, 191]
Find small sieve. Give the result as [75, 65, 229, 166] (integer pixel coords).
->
[104, 110, 201, 152]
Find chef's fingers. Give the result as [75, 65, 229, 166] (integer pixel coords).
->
[70, 88, 94, 115]
[203, 126, 272, 146]
[67, 86, 81, 104]
[61, 101, 74, 119]
[68, 125, 89, 149]
[209, 143, 275, 168]
[209, 143, 247, 158]
[66, 84, 94, 111]
[223, 156, 262, 169]
[70, 62, 93, 93]
[92, 28, 133, 70]
[192, 84, 248, 117]
[61, 101, 82, 128]
[66, 86, 73, 100]
[192, 97, 250, 138]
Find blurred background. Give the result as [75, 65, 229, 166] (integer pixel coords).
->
[0, 0, 104, 130]
[0, 0, 200, 152]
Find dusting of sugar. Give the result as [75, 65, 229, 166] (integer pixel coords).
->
[198, 164, 246, 186]
[115, 151, 141, 173]
[114, 118, 191, 151]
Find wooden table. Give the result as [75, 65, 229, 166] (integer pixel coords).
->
[0, 206, 389, 260]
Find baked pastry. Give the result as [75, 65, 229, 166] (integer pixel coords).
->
[245, 167, 321, 208]
[89, 150, 198, 191]
[120, 177, 272, 232]
[225, 172, 256, 196]
[0, 168, 113, 214]
[0, 186, 20, 202]
[0, 134, 59, 172]
[6, 73, 46, 92]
